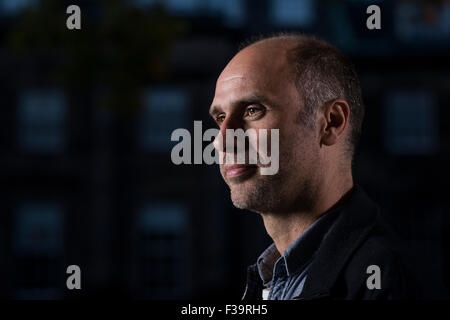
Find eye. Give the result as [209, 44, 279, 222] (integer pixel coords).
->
[244, 105, 264, 119]
[216, 114, 226, 124]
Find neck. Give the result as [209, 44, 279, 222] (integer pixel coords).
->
[261, 171, 354, 255]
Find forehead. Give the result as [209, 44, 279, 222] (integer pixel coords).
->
[212, 46, 297, 110]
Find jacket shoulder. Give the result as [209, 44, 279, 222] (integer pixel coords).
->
[335, 219, 419, 299]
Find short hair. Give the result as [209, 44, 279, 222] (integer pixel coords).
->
[239, 32, 365, 157]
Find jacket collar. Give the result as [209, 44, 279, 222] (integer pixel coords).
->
[295, 185, 379, 300]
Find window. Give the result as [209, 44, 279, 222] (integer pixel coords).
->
[12, 202, 64, 299]
[270, 0, 316, 28]
[13, 202, 64, 257]
[131, 0, 201, 14]
[17, 88, 67, 154]
[384, 90, 439, 155]
[138, 87, 189, 152]
[0, 0, 38, 15]
[131, 0, 245, 26]
[166, 0, 202, 13]
[395, 2, 450, 43]
[136, 202, 189, 298]
[208, 0, 245, 27]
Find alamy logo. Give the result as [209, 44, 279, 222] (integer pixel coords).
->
[366, 5, 381, 30]
[171, 121, 279, 175]
[366, 265, 381, 290]
[66, 5, 81, 30]
[66, 265, 81, 290]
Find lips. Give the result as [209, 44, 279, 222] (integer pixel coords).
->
[224, 164, 258, 178]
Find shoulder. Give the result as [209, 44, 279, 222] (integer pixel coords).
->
[300, 186, 423, 300]
[337, 217, 420, 299]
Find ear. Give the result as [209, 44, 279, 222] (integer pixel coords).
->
[320, 99, 350, 147]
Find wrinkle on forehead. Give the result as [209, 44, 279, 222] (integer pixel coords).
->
[219, 75, 244, 83]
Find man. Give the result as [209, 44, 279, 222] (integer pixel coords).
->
[209, 33, 419, 300]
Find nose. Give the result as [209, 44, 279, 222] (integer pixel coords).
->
[213, 116, 240, 153]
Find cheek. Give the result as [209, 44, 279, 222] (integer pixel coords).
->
[281, 127, 318, 164]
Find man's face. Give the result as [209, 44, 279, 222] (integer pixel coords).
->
[210, 42, 322, 214]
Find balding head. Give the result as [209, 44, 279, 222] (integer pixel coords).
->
[216, 37, 298, 106]
[210, 33, 361, 214]
[218, 36, 298, 88]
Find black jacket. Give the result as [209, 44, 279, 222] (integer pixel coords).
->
[242, 185, 421, 300]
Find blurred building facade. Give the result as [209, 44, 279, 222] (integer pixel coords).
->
[0, 0, 449, 299]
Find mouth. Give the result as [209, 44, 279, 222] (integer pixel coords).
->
[224, 164, 258, 179]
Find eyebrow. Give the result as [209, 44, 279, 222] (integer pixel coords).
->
[209, 93, 275, 117]
[209, 105, 222, 117]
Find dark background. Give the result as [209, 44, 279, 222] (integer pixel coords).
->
[0, 0, 449, 300]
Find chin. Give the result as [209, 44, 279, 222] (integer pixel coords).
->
[231, 197, 256, 211]
[229, 186, 270, 212]
[226, 171, 285, 212]
[229, 185, 255, 209]
[231, 197, 274, 213]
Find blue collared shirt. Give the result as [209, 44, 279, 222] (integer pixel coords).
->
[256, 207, 341, 300]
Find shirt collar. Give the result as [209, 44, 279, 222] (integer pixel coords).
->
[256, 205, 342, 286]
[256, 243, 280, 287]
